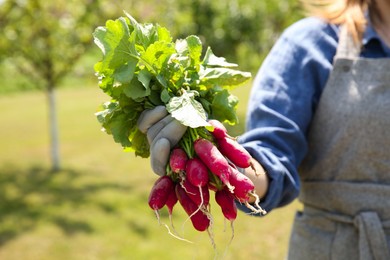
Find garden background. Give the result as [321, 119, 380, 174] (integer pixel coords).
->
[0, 0, 303, 259]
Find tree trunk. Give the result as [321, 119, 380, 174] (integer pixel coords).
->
[47, 86, 60, 172]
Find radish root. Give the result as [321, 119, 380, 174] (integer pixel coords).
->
[154, 210, 193, 243]
[162, 222, 193, 243]
[221, 220, 235, 259]
[245, 192, 267, 215]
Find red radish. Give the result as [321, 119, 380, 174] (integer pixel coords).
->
[148, 175, 175, 211]
[176, 184, 210, 232]
[208, 119, 228, 139]
[165, 183, 178, 215]
[215, 188, 237, 221]
[229, 166, 266, 215]
[151, 182, 192, 244]
[164, 182, 179, 237]
[228, 166, 255, 203]
[186, 157, 209, 187]
[169, 148, 188, 174]
[193, 138, 234, 191]
[217, 137, 252, 169]
[182, 178, 210, 207]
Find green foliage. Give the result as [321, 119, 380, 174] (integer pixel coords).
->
[93, 14, 251, 157]
[0, 0, 303, 92]
[164, 0, 304, 72]
[0, 0, 108, 89]
[0, 0, 125, 171]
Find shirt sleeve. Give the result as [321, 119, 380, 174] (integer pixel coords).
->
[237, 17, 338, 214]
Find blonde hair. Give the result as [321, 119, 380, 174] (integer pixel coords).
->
[301, 0, 374, 44]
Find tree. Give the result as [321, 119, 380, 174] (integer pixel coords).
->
[0, 0, 109, 171]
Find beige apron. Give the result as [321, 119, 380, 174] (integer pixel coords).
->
[287, 26, 390, 260]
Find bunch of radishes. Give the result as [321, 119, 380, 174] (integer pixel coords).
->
[147, 119, 266, 235]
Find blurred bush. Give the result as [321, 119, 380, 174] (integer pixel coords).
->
[0, 0, 303, 94]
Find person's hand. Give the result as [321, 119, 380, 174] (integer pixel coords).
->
[137, 106, 187, 176]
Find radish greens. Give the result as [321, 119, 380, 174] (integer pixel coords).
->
[93, 12, 251, 158]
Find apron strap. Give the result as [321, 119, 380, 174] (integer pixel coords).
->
[335, 25, 361, 59]
[306, 207, 390, 260]
[302, 182, 390, 259]
[354, 212, 390, 260]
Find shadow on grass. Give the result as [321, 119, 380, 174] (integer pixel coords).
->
[0, 165, 133, 247]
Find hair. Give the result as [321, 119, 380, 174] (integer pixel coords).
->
[301, 0, 377, 44]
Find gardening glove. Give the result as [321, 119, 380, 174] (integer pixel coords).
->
[137, 106, 187, 176]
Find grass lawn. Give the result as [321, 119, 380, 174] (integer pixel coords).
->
[0, 85, 301, 260]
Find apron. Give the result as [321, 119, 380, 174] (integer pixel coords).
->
[287, 25, 390, 260]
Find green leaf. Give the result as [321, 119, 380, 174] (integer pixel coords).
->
[199, 97, 212, 118]
[123, 77, 151, 99]
[156, 24, 172, 43]
[93, 17, 136, 71]
[175, 35, 202, 66]
[140, 40, 176, 74]
[148, 88, 164, 106]
[113, 60, 137, 84]
[156, 74, 169, 89]
[128, 128, 150, 158]
[125, 12, 158, 48]
[199, 67, 251, 88]
[211, 89, 239, 125]
[97, 70, 115, 93]
[202, 47, 238, 68]
[160, 89, 171, 103]
[138, 69, 152, 89]
[108, 113, 133, 147]
[166, 90, 210, 128]
[95, 101, 119, 127]
[95, 102, 133, 148]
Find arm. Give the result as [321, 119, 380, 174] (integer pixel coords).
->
[238, 17, 337, 213]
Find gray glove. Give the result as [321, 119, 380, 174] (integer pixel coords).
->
[137, 106, 187, 176]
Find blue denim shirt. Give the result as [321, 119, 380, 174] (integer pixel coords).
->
[237, 17, 390, 214]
